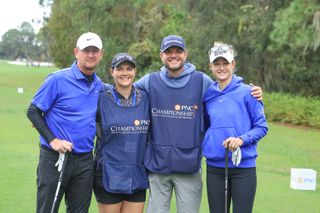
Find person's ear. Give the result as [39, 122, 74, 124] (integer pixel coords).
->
[159, 52, 164, 59]
[184, 50, 188, 57]
[74, 48, 79, 59]
[232, 61, 236, 68]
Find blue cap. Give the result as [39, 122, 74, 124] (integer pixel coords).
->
[160, 35, 186, 52]
[111, 53, 136, 68]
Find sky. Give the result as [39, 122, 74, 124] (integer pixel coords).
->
[0, 0, 50, 38]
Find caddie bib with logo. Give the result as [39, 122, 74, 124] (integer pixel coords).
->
[98, 86, 150, 194]
[145, 71, 203, 174]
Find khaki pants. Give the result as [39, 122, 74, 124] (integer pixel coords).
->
[146, 170, 203, 213]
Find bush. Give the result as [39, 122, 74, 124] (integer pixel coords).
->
[264, 92, 320, 128]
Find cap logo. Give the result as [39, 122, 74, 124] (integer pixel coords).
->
[116, 55, 132, 61]
[212, 47, 230, 56]
[111, 53, 136, 68]
[164, 39, 183, 45]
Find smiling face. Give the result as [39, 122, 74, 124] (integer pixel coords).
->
[209, 57, 236, 84]
[110, 61, 136, 89]
[74, 46, 103, 75]
[160, 46, 188, 76]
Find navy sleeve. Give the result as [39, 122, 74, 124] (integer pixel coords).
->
[202, 73, 213, 100]
[203, 105, 210, 134]
[26, 103, 55, 144]
[94, 100, 102, 160]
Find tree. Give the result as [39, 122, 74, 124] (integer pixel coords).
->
[268, 0, 320, 95]
[44, 0, 192, 75]
[36, 26, 52, 62]
[0, 21, 51, 65]
[19, 22, 37, 62]
[312, 10, 320, 50]
[1, 29, 22, 60]
[39, 0, 320, 96]
[0, 22, 36, 60]
[189, 0, 292, 85]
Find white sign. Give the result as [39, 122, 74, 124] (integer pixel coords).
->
[17, 87, 24, 94]
[290, 168, 317, 190]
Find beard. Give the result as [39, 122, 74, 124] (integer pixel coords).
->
[163, 61, 184, 72]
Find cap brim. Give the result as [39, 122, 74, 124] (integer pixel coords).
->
[113, 60, 136, 68]
[210, 53, 234, 63]
[161, 45, 185, 52]
[78, 44, 102, 50]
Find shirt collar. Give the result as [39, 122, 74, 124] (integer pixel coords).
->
[71, 61, 97, 81]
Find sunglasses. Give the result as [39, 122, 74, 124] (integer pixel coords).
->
[208, 46, 232, 57]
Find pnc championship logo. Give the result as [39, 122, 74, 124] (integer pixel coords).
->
[110, 119, 150, 134]
[175, 104, 198, 111]
[297, 177, 304, 184]
[296, 177, 314, 184]
[152, 104, 198, 120]
[134, 119, 150, 126]
[134, 120, 140, 126]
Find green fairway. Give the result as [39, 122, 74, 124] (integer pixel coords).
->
[0, 61, 319, 212]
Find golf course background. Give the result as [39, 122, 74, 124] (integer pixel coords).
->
[0, 61, 319, 212]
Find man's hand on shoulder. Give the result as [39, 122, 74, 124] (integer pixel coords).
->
[250, 83, 263, 101]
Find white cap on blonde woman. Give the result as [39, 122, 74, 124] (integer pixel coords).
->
[76, 32, 103, 50]
[209, 46, 234, 63]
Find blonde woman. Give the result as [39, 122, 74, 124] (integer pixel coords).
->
[203, 42, 268, 213]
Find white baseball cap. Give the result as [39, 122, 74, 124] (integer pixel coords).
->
[209, 46, 234, 63]
[76, 32, 103, 50]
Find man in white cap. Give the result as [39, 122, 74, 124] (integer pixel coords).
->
[27, 32, 104, 213]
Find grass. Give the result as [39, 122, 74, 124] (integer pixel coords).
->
[0, 60, 319, 212]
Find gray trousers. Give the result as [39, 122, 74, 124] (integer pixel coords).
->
[36, 147, 93, 213]
[146, 170, 203, 213]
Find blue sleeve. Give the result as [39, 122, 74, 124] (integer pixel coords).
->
[240, 93, 268, 146]
[31, 74, 59, 112]
[134, 73, 150, 93]
[202, 73, 213, 100]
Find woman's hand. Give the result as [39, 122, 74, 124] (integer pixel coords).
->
[223, 137, 243, 151]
